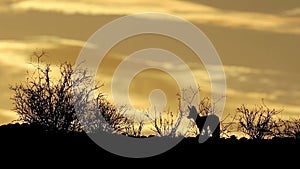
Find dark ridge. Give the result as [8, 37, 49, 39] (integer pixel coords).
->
[0, 123, 299, 163]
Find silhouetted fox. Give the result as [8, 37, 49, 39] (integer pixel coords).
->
[188, 106, 220, 140]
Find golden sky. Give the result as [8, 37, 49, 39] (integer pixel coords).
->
[1, 0, 300, 125]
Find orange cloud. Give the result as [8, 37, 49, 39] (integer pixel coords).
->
[8, 0, 300, 35]
[0, 36, 86, 69]
[283, 8, 300, 16]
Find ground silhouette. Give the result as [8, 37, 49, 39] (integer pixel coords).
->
[0, 123, 299, 163]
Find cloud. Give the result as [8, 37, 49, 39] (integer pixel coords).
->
[10, 0, 170, 15]
[0, 36, 86, 69]
[283, 8, 300, 16]
[224, 65, 281, 77]
[224, 65, 300, 101]
[227, 88, 280, 101]
[8, 0, 300, 35]
[225, 88, 300, 118]
[0, 40, 45, 70]
[184, 10, 300, 35]
[223, 65, 286, 89]
[31, 36, 87, 48]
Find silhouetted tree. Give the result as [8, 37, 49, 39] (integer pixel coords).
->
[145, 87, 198, 137]
[123, 117, 144, 137]
[10, 51, 128, 133]
[275, 118, 300, 139]
[237, 100, 282, 139]
[145, 110, 180, 137]
[220, 113, 238, 138]
[82, 95, 131, 134]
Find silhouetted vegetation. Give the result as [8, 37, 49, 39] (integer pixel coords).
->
[9, 51, 131, 133]
[236, 100, 282, 139]
[3, 52, 300, 160]
[10, 51, 81, 132]
[276, 118, 300, 139]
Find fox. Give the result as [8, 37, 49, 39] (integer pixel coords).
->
[188, 105, 220, 140]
